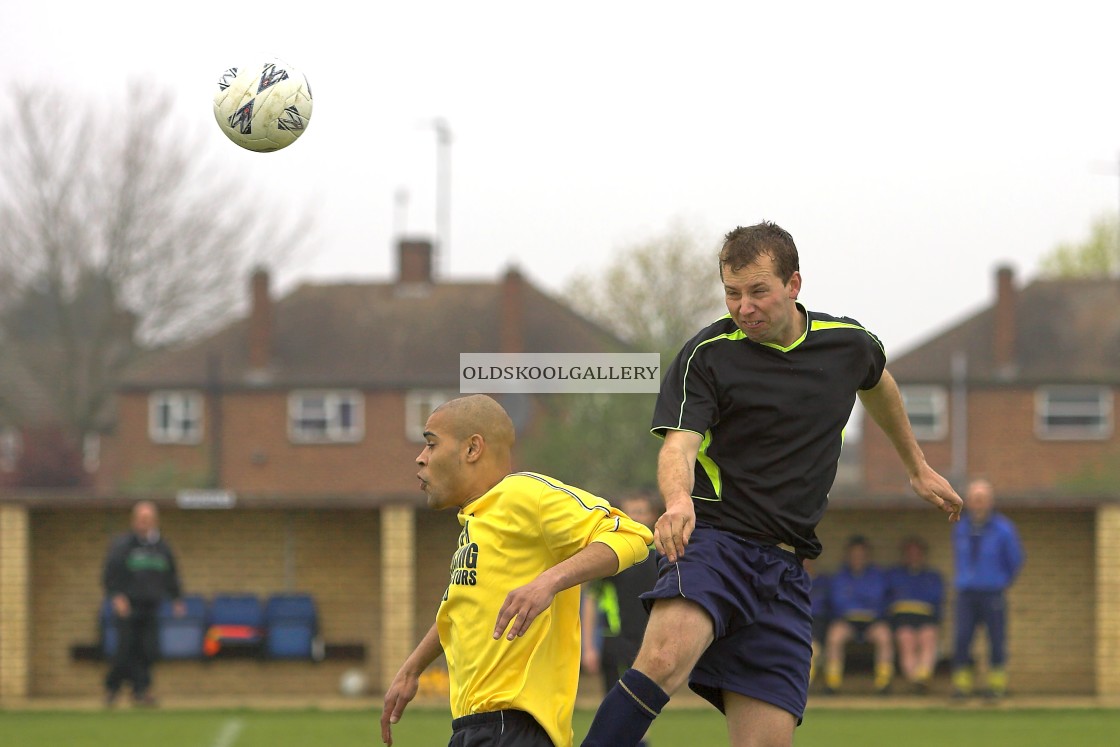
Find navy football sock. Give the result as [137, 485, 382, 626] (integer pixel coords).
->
[581, 669, 670, 747]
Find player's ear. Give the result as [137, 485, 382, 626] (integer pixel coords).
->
[464, 434, 485, 463]
[788, 271, 802, 300]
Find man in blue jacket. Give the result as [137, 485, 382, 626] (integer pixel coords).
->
[951, 479, 1024, 700]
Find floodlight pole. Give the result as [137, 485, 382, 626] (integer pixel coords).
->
[433, 118, 452, 278]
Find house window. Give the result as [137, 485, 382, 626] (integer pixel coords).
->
[900, 386, 948, 441]
[405, 390, 457, 442]
[289, 390, 364, 443]
[1036, 386, 1112, 440]
[0, 428, 21, 472]
[149, 391, 203, 444]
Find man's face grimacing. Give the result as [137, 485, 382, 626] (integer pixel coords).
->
[415, 409, 468, 511]
[721, 253, 802, 347]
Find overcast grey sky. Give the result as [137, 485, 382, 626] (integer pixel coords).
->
[2, 0, 1118, 360]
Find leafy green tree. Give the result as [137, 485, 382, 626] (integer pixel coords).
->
[1039, 213, 1119, 278]
[565, 222, 725, 357]
[520, 223, 725, 498]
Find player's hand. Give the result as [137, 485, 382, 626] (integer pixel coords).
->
[909, 463, 964, 523]
[380, 668, 420, 746]
[654, 501, 695, 562]
[494, 579, 555, 641]
[111, 593, 130, 618]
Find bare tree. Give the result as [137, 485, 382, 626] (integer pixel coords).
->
[0, 81, 312, 449]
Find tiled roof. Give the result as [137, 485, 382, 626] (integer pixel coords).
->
[887, 275, 1120, 385]
[120, 274, 629, 390]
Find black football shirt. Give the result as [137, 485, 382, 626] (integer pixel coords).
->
[652, 303, 886, 558]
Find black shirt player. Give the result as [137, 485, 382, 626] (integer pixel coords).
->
[582, 222, 963, 747]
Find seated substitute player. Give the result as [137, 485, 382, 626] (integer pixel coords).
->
[580, 222, 962, 747]
[380, 394, 654, 747]
[886, 536, 944, 694]
[823, 535, 893, 694]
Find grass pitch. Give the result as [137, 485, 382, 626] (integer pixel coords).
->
[2, 706, 1119, 746]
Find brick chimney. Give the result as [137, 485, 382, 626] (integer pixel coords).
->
[398, 239, 434, 284]
[501, 266, 524, 353]
[993, 265, 1016, 376]
[248, 267, 272, 370]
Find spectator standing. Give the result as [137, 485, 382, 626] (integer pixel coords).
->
[102, 500, 184, 706]
[951, 479, 1024, 700]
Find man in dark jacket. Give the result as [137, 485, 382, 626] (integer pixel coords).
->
[103, 500, 184, 706]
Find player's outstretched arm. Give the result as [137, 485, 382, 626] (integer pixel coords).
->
[494, 542, 620, 641]
[381, 622, 443, 745]
[655, 429, 703, 561]
[858, 369, 963, 522]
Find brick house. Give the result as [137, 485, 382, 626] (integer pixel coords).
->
[0, 239, 628, 699]
[848, 266, 1120, 695]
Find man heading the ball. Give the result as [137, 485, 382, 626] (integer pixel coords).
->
[581, 221, 963, 747]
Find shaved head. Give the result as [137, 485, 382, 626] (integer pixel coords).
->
[417, 395, 516, 510]
[432, 395, 515, 454]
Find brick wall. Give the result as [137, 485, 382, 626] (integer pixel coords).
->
[380, 505, 414, 690]
[818, 506, 1095, 694]
[862, 388, 1120, 494]
[102, 390, 430, 496]
[16, 500, 1106, 697]
[0, 504, 30, 697]
[1098, 504, 1120, 695]
[28, 506, 381, 697]
[414, 509, 462, 641]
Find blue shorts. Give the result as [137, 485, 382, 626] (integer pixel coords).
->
[640, 526, 812, 722]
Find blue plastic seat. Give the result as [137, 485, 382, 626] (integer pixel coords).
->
[264, 593, 318, 659]
[207, 593, 265, 651]
[158, 594, 208, 659]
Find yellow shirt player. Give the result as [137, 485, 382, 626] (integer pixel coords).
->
[381, 395, 654, 747]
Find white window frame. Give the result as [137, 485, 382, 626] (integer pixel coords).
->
[1035, 386, 1113, 440]
[149, 391, 204, 444]
[405, 390, 457, 443]
[288, 390, 365, 444]
[900, 385, 948, 441]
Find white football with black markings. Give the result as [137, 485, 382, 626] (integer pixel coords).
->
[213, 58, 313, 152]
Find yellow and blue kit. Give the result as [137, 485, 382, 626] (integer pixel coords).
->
[437, 471, 654, 747]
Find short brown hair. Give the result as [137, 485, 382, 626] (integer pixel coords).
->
[719, 221, 799, 283]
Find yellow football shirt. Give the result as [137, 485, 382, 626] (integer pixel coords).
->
[436, 472, 654, 747]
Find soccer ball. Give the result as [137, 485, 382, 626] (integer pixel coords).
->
[213, 58, 313, 152]
[339, 668, 369, 697]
